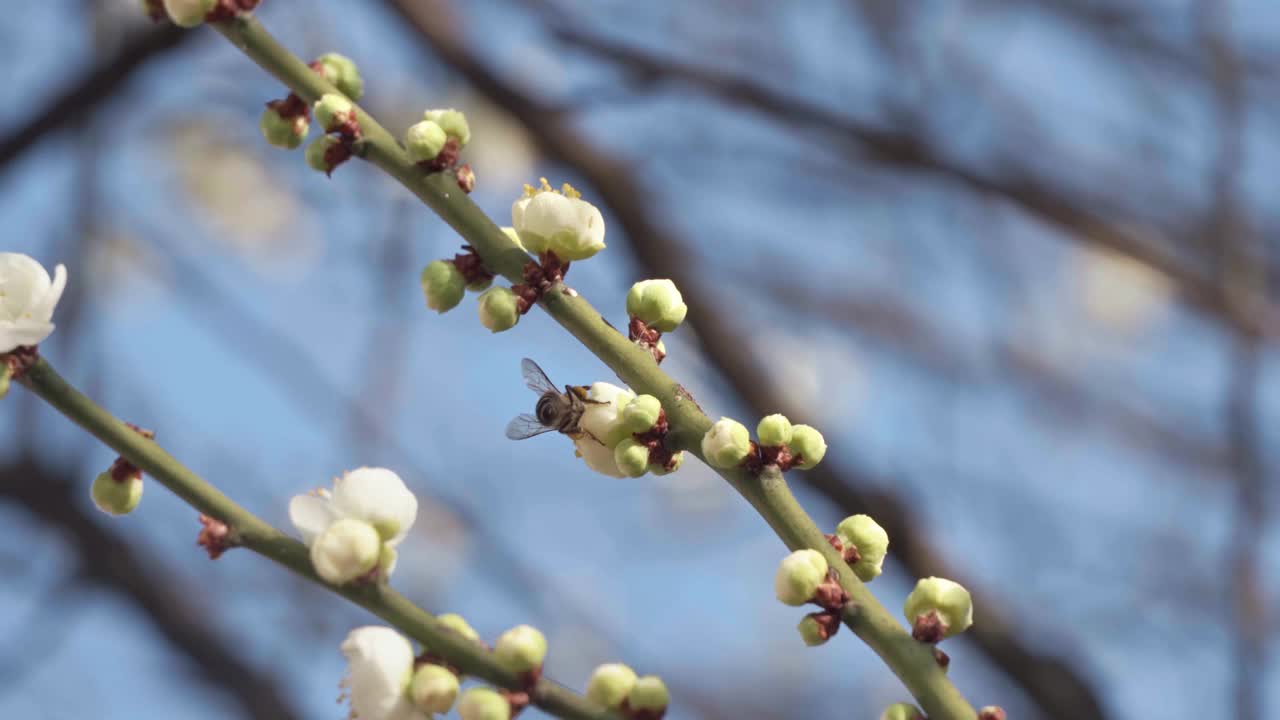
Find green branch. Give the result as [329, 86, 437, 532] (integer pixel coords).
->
[17, 357, 618, 720]
[207, 12, 968, 719]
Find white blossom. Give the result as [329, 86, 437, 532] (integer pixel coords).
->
[290, 467, 417, 583]
[340, 626, 425, 720]
[511, 178, 606, 260]
[0, 253, 66, 353]
[572, 382, 635, 478]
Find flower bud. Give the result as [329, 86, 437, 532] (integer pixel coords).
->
[259, 107, 309, 150]
[162, 0, 214, 27]
[458, 687, 511, 720]
[879, 703, 925, 720]
[979, 706, 1007, 720]
[626, 279, 687, 332]
[788, 424, 827, 469]
[835, 514, 889, 582]
[405, 120, 447, 164]
[409, 663, 459, 714]
[904, 577, 973, 641]
[420, 260, 465, 313]
[313, 93, 355, 133]
[511, 179, 606, 260]
[437, 613, 481, 642]
[774, 549, 828, 606]
[585, 663, 636, 709]
[648, 451, 683, 476]
[493, 624, 547, 673]
[620, 394, 662, 434]
[305, 135, 343, 174]
[796, 614, 832, 646]
[310, 517, 381, 584]
[701, 417, 751, 468]
[316, 53, 364, 100]
[613, 438, 651, 478]
[477, 286, 520, 333]
[756, 413, 793, 447]
[91, 470, 143, 516]
[627, 675, 669, 716]
[423, 108, 471, 146]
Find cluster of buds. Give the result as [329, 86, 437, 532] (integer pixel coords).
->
[89, 424, 155, 517]
[625, 279, 686, 363]
[260, 54, 363, 152]
[420, 245, 495, 313]
[405, 108, 474, 192]
[700, 414, 827, 473]
[586, 663, 669, 719]
[774, 549, 849, 646]
[573, 384, 684, 478]
[152, 0, 259, 28]
[305, 93, 362, 175]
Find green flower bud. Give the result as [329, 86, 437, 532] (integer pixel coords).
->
[410, 663, 459, 714]
[620, 394, 662, 434]
[756, 413, 793, 447]
[788, 424, 827, 469]
[313, 93, 355, 132]
[648, 451, 683, 476]
[316, 53, 364, 100]
[879, 703, 925, 720]
[493, 624, 546, 673]
[477, 286, 520, 333]
[420, 260, 465, 313]
[405, 120, 448, 164]
[310, 517, 381, 584]
[423, 108, 471, 146]
[613, 438, 651, 478]
[835, 514, 889, 582]
[774, 549, 827, 606]
[305, 135, 342, 174]
[627, 675, 669, 715]
[162, 0, 215, 28]
[796, 614, 832, 647]
[904, 577, 973, 641]
[700, 417, 751, 468]
[259, 107, 309, 150]
[585, 663, 637, 709]
[626, 279, 687, 332]
[91, 470, 143, 516]
[457, 687, 511, 720]
[436, 613, 481, 643]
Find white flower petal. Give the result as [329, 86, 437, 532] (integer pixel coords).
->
[341, 626, 418, 720]
[288, 492, 335, 545]
[331, 467, 418, 545]
[574, 435, 625, 478]
[578, 382, 635, 443]
[0, 321, 54, 353]
[0, 254, 64, 352]
[29, 264, 66, 322]
[310, 518, 381, 584]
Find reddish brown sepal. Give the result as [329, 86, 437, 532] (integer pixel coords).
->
[933, 646, 950, 670]
[812, 568, 850, 611]
[451, 245, 493, 287]
[621, 699, 667, 720]
[978, 707, 1006, 720]
[501, 689, 532, 718]
[418, 137, 461, 173]
[455, 164, 476, 193]
[206, 0, 261, 23]
[806, 610, 842, 642]
[321, 139, 354, 177]
[911, 609, 947, 644]
[627, 316, 666, 363]
[197, 514, 233, 559]
[266, 94, 309, 121]
[3, 345, 39, 379]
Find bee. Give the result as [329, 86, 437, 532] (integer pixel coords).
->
[505, 358, 598, 440]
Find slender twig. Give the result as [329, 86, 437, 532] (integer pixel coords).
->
[207, 13, 974, 718]
[16, 357, 619, 720]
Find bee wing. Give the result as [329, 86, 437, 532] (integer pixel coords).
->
[520, 358, 559, 396]
[506, 413, 555, 440]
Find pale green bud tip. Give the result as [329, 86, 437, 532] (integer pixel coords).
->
[420, 260, 465, 313]
[259, 107, 309, 150]
[648, 451, 683, 476]
[796, 615, 830, 646]
[904, 577, 973, 640]
[310, 518, 381, 584]
[423, 108, 471, 146]
[313, 93, 355, 131]
[477, 286, 520, 333]
[836, 514, 889, 582]
[305, 135, 342, 174]
[621, 394, 663, 434]
[409, 664, 460, 714]
[405, 120, 448, 164]
[774, 549, 828, 606]
[91, 471, 143, 516]
[613, 438, 651, 478]
[626, 279, 688, 332]
[436, 613, 481, 642]
[756, 413, 793, 447]
[788, 424, 827, 469]
[493, 624, 547, 673]
[585, 663, 637, 709]
[457, 687, 511, 720]
[163, 0, 215, 27]
[879, 703, 925, 720]
[700, 417, 751, 468]
[317, 53, 364, 100]
[627, 676, 669, 713]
